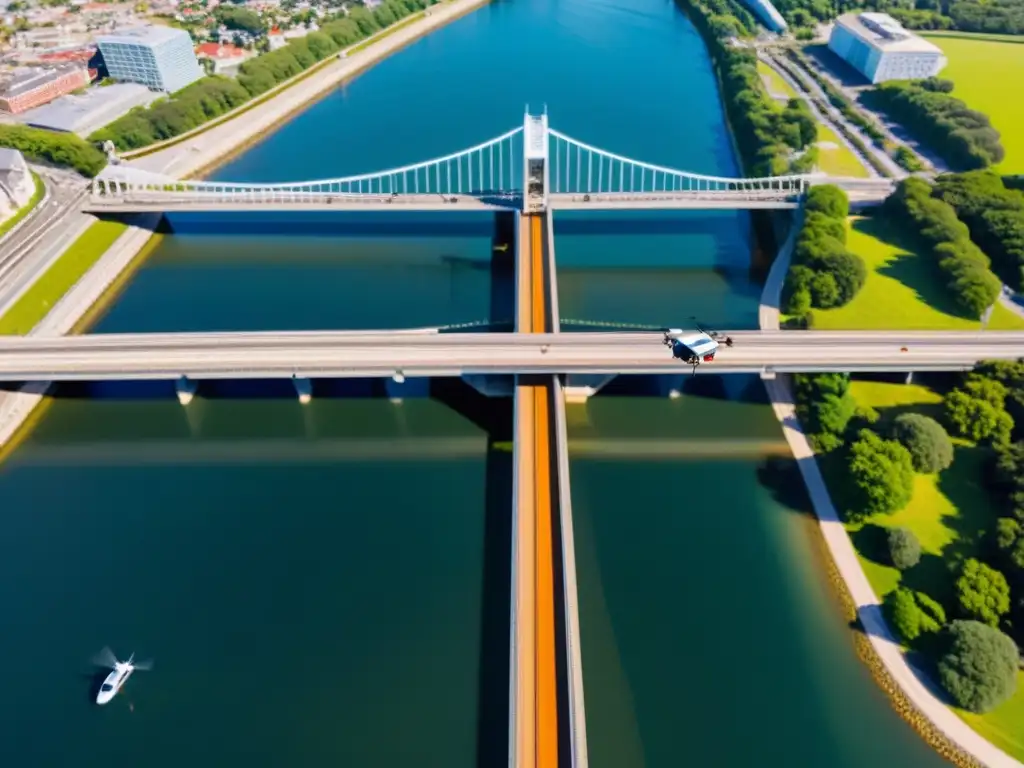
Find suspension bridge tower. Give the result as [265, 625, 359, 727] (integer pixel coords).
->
[523, 110, 549, 213]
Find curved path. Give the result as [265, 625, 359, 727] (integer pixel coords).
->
[760, 223, 1023, 768]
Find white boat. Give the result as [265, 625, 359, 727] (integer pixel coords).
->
[93, 648, 152, 705]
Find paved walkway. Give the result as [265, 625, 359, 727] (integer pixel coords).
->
[758, 209, 803, 332]
[764, 376, 1022, 768]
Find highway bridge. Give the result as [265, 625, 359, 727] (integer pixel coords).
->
[0, 330, 1018, 381]
[88, 111, 895, 215]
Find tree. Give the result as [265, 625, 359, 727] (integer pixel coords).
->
[939, 620, 1018, 713]
[793, 372, 856, 441]
[955, 558, 1011, 626]
[890, 413, 954, 473]
[888, 527, 922, 570]
[804, 184, 849, 220]
[945, 386, 1014, 445]
[844, 430, 915, 519]
[886, 587, 945, 642]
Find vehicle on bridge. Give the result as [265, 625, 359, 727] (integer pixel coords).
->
[663, 325, 720, 371]
[92, 647, 152, 705]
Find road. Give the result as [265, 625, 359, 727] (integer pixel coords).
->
[0, 169, 92, 315]
[0, 329, 1019, 380]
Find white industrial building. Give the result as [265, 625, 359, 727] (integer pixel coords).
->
[96, 25, 203, 93]
[828, 13, 947, 84]
[0, 149, 36, 223]
[19, 83, 160, 136]
[739, 0, 787, 33]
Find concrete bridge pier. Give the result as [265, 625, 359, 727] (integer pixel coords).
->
[563, 374, 617, 403]
[175, 375, 197, 406]
[292, 376, 313, 404]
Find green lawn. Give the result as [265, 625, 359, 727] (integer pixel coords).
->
[811, 216, 1024, 330]
[757, 60, 797, 99]
[0, 220, 127, 334]
[923, 35, 1024, 175]
[0, 173, 44, 239]
[838, 379, 1024, 762]
[815, 122, 870, 178]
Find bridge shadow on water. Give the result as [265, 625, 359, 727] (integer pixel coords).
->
[149, 211, 500, 239]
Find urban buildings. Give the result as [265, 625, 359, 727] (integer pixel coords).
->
[96, 25, 203, 93]
[20, 83, 160, 136]
[0, 65, 90, 114]
[828, 12, 947, 84]
[0, 149, 35, 222]
[195, 42, 254, 76]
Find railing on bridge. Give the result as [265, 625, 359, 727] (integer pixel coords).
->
[90, 111, 892, 211]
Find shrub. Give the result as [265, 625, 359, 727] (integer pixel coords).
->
[955, 558, 1011, 626]
[793, 373, 856, 444]
[805, 185, 850, 220]
[886, 587, 945, 642]
[0, 125, 106, 177]
[890, 413, 954, 473]
[845, 429, 915, 519]
[939, 620, 1019, 713]
[888, 527, 922, 570]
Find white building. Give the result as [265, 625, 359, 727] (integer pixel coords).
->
[96, 25, 203, 93]
[828, 12, 947, 84]
[0, 149, 35, 222]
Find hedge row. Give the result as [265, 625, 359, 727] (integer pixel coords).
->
[884, 177, 1001, 318]
[675, 0, 817, 176]
[0, 124, 107, 177]
[866, 79, 1004, 171]
[91, 0, 436, 151]
[782, 185, 866, 321]
[934, 171, 1024, 293]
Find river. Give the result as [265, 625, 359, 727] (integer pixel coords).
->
[0, 0, 949, 765]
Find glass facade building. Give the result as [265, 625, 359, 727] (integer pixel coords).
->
[97, 26, 203, 94]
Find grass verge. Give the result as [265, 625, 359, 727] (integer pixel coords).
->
[756, 59, 797, 99]
[0, 220, 127, 335]
[810, 216, 1024, 330]
[815, 123, 870, 178]
[0, 173, 44, 240]
[922, 35, 1024, 175]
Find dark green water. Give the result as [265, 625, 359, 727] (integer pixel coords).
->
[0, 0, 952, 765]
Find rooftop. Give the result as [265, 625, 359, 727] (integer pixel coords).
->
[20, 82, 159, 135]
[96, 25, 190, 47]
[0, 64, 85, 98]
[836, 12, 943, 54]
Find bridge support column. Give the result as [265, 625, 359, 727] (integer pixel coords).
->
[386, 372, 429, 402]
[905, 371, 914, 385]
[292, 376, 313, 405]
[523, 110, 549, 214]
[563, 374, 617, 403]
[175, 375, 197, 406]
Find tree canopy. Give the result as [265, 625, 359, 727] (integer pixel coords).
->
[955, 558, 1011, 627]
[890, 413, 954, 474]
[844, 429, 915, 520]
[939, 620, 1019, 713]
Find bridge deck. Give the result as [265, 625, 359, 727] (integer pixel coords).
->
[0, 330, 1019, 380]
[512, 212, 559, 768]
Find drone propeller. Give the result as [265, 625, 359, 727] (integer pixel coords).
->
[92, 646, 118, 669]
[132, 658, 154, 672]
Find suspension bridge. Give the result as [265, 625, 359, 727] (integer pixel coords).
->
[88, 112, 894, 214]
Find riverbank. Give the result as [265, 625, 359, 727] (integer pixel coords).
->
[0, 0, 492, 459]
[132, 0, 491, 180]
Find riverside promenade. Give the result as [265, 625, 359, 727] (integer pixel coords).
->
[758, 229, 1022, 768]
[131, 0, 492, 180]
